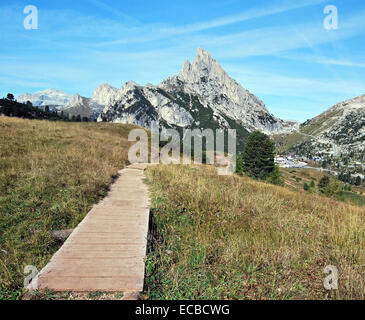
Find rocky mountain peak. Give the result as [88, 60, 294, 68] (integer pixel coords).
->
[91, 83, 117, 106]
[193, 48, 218, 73]
[98, 48, 298, 136]
[178, 48, 226, 83]
[67, 94, 88, 107]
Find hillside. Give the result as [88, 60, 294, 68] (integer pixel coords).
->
[145, 164, 364, 300]
[275, 95, 365, 159]
[279, 168, 365, 206]
[1, 116, 364, 300]
[0, 117, 140, 299]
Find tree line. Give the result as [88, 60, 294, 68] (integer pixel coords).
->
[0, 93, 90, 122]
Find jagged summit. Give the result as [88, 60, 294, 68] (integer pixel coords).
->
[177, 48, 226, 83]
[91, 83, 118, 106]
[98, 48, 298, 145]
[157, 48, 290, 134]
[67, 94, 88, 106]
[194, 48, 217, 70]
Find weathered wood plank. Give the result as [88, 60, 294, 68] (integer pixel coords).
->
[34, 163, 150, 293]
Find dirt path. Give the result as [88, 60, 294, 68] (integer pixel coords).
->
[31, 163, 150, 295]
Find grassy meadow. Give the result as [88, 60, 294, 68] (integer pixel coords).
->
[1, 116, 364, 300]
[0, 117, 138, 299]
[144, 164, 365, 300]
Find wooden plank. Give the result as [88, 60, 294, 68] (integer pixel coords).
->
[37, 277, 144, 292]
[34, 163, 151, 293]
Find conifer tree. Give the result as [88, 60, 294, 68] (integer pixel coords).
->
[241, 131, 275, 179]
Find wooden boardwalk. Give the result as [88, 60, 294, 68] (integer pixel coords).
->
[33, 163, 150, 293]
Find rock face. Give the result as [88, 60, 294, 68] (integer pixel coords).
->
[63, 84, 118, 120]
[159, 48, 290, 134]
[98, 48, 297, 147]
[91, 83, 118, 106]
[302, 95, 365, 153]
[63, 94, 96, 119]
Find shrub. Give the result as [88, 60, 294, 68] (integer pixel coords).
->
[267, 165, 284, 186]
[319, 176, 330, 191]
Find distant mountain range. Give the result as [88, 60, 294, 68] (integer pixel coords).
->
[18, 88, 73, 108]
[16, 48, 364, 155]
[17, 49, 298, 148]
[18, 84, 117, 120]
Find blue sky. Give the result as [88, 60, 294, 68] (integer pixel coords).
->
[1, 0, 365, 121]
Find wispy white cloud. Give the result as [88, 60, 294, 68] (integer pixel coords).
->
[1, 0, 364, 122]
[98, 0, 329, 45]
[182, 8, 365, 59]
[88, 0, 129, 18]
[0, 79, 50, 89]
[225, 64, 365, 98]
[277, 52, 365, 68]
[319, 59, 365, 68]
[224, 64, 365, 120]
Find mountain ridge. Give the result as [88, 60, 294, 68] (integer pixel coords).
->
[16, 48, 363, 155]
[98, 48, 298, 144]
[275, 94, 365, 158]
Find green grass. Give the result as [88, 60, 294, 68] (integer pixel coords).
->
[343, 192, 365, 207]
[0, 116, 139, 299]
[273, 132, 309, 154]
[144, 164, 365, 300]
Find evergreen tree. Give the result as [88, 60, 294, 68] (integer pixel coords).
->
[267, 165, 284, 186]
[241, 131, 275, 180]
[235, 153, 244, 175]
[319, 175, 330, 191]
[355, 176, 361, 186]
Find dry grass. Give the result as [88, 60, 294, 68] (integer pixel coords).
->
[145, 164, 365, 300]
[0, 117, 139, 299]
[280, 168, 365, 206]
